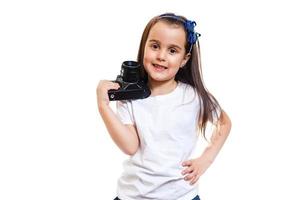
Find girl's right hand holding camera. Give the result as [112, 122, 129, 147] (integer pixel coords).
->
[96, 80, 120, 108]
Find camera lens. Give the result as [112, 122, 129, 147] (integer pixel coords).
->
[121, 61, 140, 83]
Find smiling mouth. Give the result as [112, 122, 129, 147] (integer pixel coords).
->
[153, 63, 168, 70]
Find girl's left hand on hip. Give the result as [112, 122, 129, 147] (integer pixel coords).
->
[181, 156, 212, 185]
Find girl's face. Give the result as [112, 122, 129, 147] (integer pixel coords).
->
[143, 21, 190, 84]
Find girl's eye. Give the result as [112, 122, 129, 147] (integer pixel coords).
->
[151, 43, 159, 50]
[169, 48, 177, 54]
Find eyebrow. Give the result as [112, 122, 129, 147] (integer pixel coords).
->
[148, 39, 182, 50]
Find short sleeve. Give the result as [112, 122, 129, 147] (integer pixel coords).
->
[116, 100, 135, 125]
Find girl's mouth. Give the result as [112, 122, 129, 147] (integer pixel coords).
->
[153, 63, 168, 71]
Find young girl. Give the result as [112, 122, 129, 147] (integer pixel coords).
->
[97, 13, 231, 200]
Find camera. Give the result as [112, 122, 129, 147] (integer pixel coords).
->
[108, 61, 151, 101]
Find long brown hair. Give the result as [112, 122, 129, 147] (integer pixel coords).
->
[137, 13, 222, 138]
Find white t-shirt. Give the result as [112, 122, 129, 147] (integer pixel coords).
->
[116, 82, 203, 200]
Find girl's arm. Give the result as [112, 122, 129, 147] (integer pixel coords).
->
[97, 80, 139, 156]
[200, 110, 231, 163]
[182, 110, 231, 185]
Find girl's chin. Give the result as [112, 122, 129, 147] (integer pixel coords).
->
[148, 74, 173, 83]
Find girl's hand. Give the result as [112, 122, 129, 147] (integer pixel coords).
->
[96, 80, 120, 107]
[181, 156, 213, 185]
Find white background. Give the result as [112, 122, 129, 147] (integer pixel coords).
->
[1, 0, 299, 199]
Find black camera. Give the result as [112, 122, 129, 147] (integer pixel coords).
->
[108, 61, 151, 101]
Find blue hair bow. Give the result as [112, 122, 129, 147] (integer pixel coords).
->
[184, 20, 201, 45]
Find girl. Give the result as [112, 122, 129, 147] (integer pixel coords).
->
[97, 13, 231, 200]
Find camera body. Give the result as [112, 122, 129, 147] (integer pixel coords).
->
[108, 61, 151, 101]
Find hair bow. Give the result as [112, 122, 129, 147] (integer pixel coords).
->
[184, 20, 201, 45]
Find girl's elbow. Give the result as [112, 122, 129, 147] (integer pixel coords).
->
[125, 148, 138, 156]
[226, 116, 232, 130]
[124, 143, 139, 156]
[221, 111, 232, 131]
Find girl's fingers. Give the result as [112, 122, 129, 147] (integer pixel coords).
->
[184, 174, 193, 181]
[184, 171, 196, 181]
[188, 170, 198, 183]
[190, 174, 200, 185]
[182, 160, 192, 167]
[114, 83, 120, 89]
[184, 175, 191, 181]
[100, 81, 120, 91]
[181, 167, 193, 175]
[109, 82, 120, 89]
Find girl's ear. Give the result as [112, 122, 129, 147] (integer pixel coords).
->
[180, 53, 191, 68]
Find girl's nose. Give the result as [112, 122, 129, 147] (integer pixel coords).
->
[157, 50, 166, 62]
